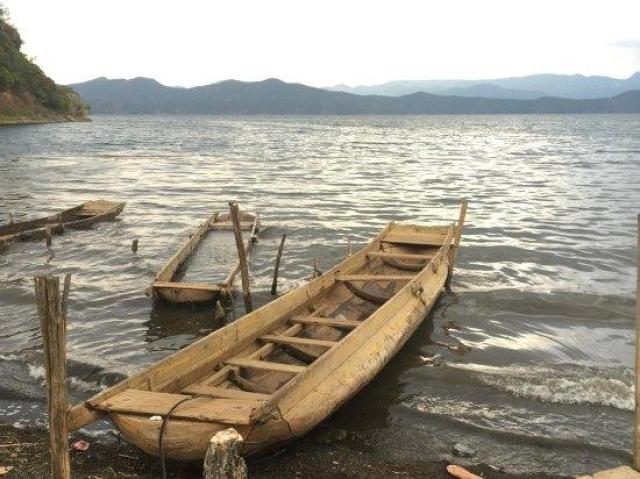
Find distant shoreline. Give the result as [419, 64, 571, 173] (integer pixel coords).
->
[0, 115, 90, 126]
[69, 78, 640, 115]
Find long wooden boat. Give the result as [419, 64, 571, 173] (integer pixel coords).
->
[68, 203, 467, 461]
[149, 211, 259, 303]
[0, 200, 125, 250]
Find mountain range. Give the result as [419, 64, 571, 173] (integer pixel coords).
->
[327, 73, 640, 99]
[69, 77, 640, 115]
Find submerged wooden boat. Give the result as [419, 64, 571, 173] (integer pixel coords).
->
[0, 200, 125, 249]
[68, 203, 466, 461]
[149, 211, 259, 303]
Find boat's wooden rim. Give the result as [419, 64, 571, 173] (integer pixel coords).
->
[152, 281, 226, 292]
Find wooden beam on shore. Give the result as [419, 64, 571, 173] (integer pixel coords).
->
[229, 202, 253, 313]
[270, 233, 286, 295]
[635, 213, 640, 471]
[34, 273, 71, 479]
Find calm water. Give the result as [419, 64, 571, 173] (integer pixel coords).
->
[1, 115, 639, 476]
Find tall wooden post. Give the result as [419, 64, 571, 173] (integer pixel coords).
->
[34, 273, 71, 479]
[45, 227, 52, 247]
[446, 200, 468, 289]
[229, 202, 253, 313]
[270, 233, 286, 295]
[635, 214, 640, 471]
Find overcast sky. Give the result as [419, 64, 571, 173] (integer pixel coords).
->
[3, 0, 640, 87]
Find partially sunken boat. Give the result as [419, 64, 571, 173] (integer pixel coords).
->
[148, 210, 259, 303]
[69, 203, 466, 460]
[0, 200, 125, 250]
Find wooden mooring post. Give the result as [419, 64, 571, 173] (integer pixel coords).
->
[635, 214, 640, 471]
[45, 227, 53, 247]
[131, 238, 139, 253]
[446, 200, 468, 290]
[34, 273, 71, 479]
[203, 428, 247, 479]
[270, 233, 286, 295]
[229, 202, 253, 314]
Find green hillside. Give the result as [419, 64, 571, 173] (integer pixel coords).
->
[0, 4, 88, 124]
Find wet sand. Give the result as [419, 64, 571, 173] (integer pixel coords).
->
[0, 423, 565, 478]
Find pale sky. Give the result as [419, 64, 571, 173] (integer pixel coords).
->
[3, 0, 640, 87]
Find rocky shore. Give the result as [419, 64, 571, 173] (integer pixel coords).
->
[0, 423, 565, 478]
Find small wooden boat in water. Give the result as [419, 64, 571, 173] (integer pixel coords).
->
[0, 200, 125, 250]
[68, 203, 466, 461]
[149, 211, 259, 303]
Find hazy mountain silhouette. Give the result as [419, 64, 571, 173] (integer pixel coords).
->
[69, 77, 640, 115]
[327, 73, 640, 99]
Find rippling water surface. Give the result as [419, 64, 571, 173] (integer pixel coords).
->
[1, 115, 639, 476]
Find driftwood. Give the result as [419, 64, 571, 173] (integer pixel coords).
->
[34, 273, 71, 479]
[203, 428, 247, 479]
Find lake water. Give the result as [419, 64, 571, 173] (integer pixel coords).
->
[1, 114, 639, 476]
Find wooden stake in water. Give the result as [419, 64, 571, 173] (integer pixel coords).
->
[446, 200, 468, 289]
[45, 227, 52, 247]
[34, 273, 71, 479]
[131, 239, 139, 253]
[229, 202, 253, 314]
[635, 214, 640, 471]
[270, 233, 286, 296]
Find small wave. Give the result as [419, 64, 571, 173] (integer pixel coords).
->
[448, 362, 634, 410]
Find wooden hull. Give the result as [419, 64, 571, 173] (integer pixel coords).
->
[149, 211, 259, 304]
[154, 286, 221, 304]
[0, 200, 125, 249]
[69, 204, 467, 462]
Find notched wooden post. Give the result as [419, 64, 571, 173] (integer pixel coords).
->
[34, 273, 72, 479]
[635, 214, 640, 471]
[446, 200, 468, 290]
[203, 428, 247, 479]
[229, 202, 253, 313]
[270, 233, 286, 296]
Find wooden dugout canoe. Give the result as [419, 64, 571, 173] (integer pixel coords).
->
[0, 200, 125, 250]
[149, 211, 259, 303]
[68, 203, 467, 461]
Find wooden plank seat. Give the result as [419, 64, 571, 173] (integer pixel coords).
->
[335, 274, 414, 282]
[182, 385, 270, 401]
[260, 334, 338, 349]
[290, 316, 361, 329]
[94, 389, 258, 424]
[366, 251, 434, 260]
[381, 233, 446, 246]
[223, 358, 306, 375]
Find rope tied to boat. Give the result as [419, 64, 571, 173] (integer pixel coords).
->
[158, 396, 195, 479]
